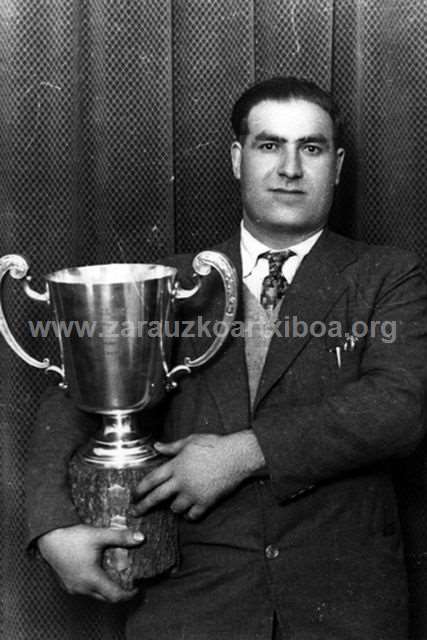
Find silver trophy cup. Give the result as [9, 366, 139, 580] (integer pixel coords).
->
[0, 252, 237, 589]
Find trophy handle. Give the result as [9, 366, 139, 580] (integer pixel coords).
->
[166, 250, 238, 387]
[0, 254, 65, 381]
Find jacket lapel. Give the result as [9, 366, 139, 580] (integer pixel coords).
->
[253, 230, 359, 410]
[187, 229, 360, 430]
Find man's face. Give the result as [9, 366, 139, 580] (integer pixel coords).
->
[231, 98, 345, 246]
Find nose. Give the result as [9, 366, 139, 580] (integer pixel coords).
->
[277, 149, 302, 179]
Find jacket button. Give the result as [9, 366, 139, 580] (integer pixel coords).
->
[265, 545, 280, 559]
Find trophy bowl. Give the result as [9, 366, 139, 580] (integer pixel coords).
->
[0, 252, 238, 589]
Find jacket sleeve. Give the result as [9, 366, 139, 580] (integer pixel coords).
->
[252, 257, 427, 502]
[25, 385, 97, 547]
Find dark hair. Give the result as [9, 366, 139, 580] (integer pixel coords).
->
[231, 76, 343, 146]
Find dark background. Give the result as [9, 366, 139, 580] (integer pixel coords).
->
[1, 1, 427, 638]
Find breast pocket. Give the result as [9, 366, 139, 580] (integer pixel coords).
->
[323, 334, 364, 388]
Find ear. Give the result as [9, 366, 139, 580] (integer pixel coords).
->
[335, 148, 345, 186]
[230, 141, 242, 180]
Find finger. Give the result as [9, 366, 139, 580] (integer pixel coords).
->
[91, 592, 108, 602]
[170, 494, 193, 514]
[185, 504, 206, 521]
[134, 462, 173, 498]
[94, 589, 138, 603]
[90, 585, 139, 603]
[94, 527, 145, 549]
[132, 479, 177, 515]
[89, 566, 139, 603]
[154, 438, 188, 456]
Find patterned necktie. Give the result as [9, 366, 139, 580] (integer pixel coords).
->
[260, 250, 294, 310]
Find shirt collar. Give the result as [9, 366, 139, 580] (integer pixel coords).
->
[240, 220, 323, 278]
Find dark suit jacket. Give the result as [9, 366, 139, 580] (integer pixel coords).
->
[26, 229, 427, 640]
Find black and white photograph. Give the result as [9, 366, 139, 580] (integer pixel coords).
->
[1, 1, 427, 639]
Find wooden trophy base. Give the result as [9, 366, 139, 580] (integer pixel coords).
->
[69, 452, 178, 591]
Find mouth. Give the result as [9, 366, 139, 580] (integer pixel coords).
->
[270, 188, 305, 195]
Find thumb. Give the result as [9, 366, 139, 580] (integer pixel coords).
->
[89, 564, 140, 602]
[94, 527, 145, 549]
[154, 438, 188, 456]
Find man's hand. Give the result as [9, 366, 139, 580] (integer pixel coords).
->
[132, 430, 265, 521]
[38, 524, 145, 602]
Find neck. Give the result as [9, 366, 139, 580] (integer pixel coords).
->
[242, 219, 325, 249]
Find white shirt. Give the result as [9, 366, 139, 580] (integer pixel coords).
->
[240, 221, 323, 301]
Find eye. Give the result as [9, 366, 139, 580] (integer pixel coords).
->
[259, 142, 278, 151]
[303, 144, 322, 155]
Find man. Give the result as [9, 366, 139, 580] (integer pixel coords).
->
[27, 77, 427, 639]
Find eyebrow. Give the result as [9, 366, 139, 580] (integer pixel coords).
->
[254, 132, 330, 146]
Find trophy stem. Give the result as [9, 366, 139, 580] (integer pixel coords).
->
[80, 412, 159, 468]
[69, 411, 178, 590]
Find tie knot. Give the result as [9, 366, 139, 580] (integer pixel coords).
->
[260, 250, 294, 276]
